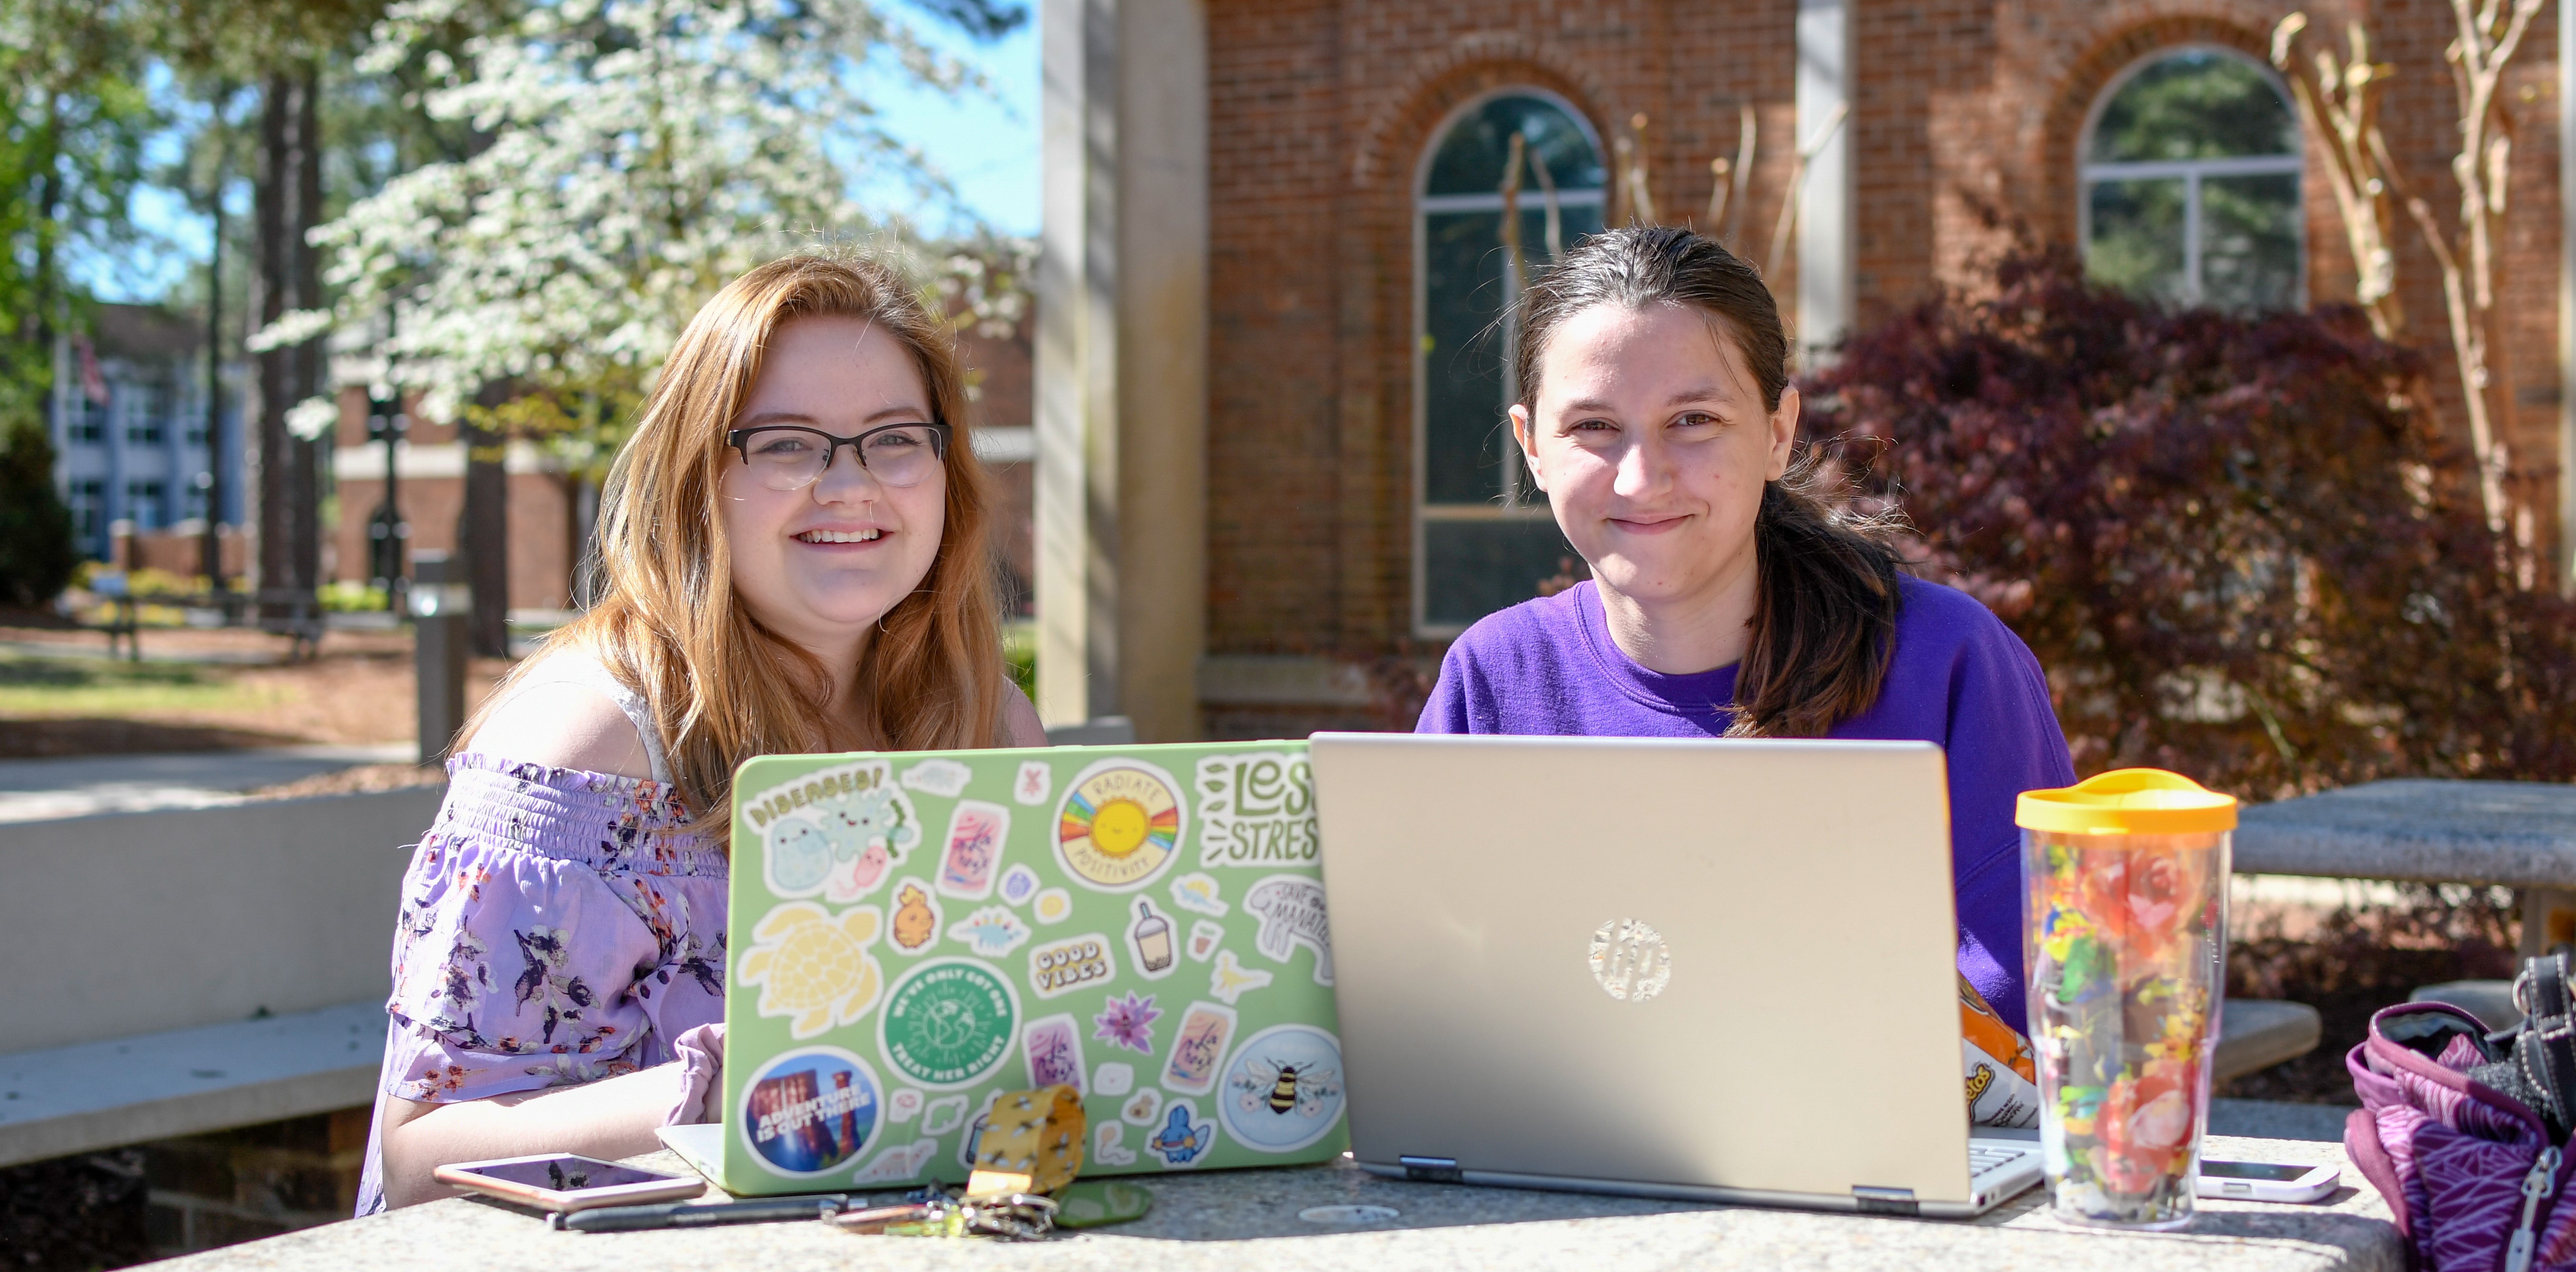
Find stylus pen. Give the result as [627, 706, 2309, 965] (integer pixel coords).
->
[560, 1193, 858, 1232]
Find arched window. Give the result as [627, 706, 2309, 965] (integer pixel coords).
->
[2081, 48, 2303, 310]
[1415, 91, 1606, 635]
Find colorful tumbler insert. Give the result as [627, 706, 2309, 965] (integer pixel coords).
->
[2018, 768, 2237, 1229]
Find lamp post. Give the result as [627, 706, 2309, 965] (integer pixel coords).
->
[366, 391, 408, 613]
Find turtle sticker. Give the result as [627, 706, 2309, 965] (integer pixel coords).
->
[878, 958, 1020, 1089]
[1054, 759, 1187, 892]
[739, 1046, 883, 1176]
[1217, 1024, 1345, 1153]
[738, 902, 885, 1039]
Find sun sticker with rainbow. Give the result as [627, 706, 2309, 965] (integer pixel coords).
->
[1054, 759, 1187, 892]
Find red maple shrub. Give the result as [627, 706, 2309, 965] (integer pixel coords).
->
[1802, 249, 2576, 799]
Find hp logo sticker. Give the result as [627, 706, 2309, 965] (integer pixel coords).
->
[1587, 919, 1671, 1003]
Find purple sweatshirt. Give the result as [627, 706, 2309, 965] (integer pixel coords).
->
[1415, 576, 2075, 1034]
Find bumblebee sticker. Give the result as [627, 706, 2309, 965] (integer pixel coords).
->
[739, 1046, 882, 1176]
[1217, 1024, 1345, 1154]
[1029, 933, 1116, 1000]
[1145, 1098, 1217, 1167]
[1054, 759, 1187, 892]
[877, 958, 1020, 1089]
[1162, 1001, 1236, 1095]
[738, 902, 884, 1039]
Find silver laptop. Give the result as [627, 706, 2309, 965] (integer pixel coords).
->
[1308, 733, 2044, 1218]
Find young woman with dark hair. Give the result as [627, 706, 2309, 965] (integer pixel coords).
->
[1416, 226, 2075, 1033]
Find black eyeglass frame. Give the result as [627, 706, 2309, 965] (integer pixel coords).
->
[725, 421, 954, 479]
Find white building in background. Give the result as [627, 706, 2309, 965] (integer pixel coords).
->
[48, 304, 246, 563]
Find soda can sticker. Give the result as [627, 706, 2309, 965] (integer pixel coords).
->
[1162, 1001, 1237, 1095]
[1022, 1013, 1088, 1094]
[1053, 758, 1188, 892]
[937, 801, 1010, 900]
[1217, 1024, 1345, 1153]
[739, 1046, 884, 1178]
[877, 958, 1021, 1089]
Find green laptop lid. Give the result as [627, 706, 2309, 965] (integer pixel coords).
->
[719, 741, 1342, 1195]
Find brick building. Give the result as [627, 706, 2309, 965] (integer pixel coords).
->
[1033, 0, 2576, 741]
[323, 317, 1037, 621]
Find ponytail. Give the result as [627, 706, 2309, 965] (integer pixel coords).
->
[1513, 225, 1905, 736]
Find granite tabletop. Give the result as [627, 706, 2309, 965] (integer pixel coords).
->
[2234, 778, 2576, 887]
[155, 1133, 2399, 1272]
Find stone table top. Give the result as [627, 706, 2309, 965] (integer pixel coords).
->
[2234, 779, 2576, 888]
[158, 1135, 2399, 1272]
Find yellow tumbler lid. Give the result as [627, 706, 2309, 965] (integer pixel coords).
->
[2015, 768, 2238, 836]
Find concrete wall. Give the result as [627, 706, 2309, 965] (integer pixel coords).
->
[0, 787, 442, 1055]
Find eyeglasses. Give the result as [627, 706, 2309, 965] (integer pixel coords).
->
[727, 422, 952, 492]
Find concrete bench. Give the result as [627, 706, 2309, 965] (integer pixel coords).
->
[0, 787, 438, 1167]
[2213, 998, 2323, 1085]
[0, 1002, 386, 1169]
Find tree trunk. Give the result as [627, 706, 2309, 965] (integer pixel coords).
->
[461, 385, 510, 658]
[252, 63, 327, 603]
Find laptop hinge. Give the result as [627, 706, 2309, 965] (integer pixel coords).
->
[1399, 1156, 1463, 1184]
[1851, 1185, 1918, 1216]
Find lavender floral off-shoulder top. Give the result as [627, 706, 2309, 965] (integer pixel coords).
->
[353, 751, 727, 1216]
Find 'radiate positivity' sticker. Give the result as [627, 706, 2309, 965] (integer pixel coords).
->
[1055, 760, 1187, 891]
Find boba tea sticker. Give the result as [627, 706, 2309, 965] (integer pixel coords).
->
[878, 959, 1020, 1089]
[1194, 751, 1318, 867]
[740, 1047, 883, 1177]
[1055, 759, 1187, 891]
[1126, 899, 1178, 979]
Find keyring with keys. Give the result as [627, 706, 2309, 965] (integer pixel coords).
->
[832, 1192, 1059, 1241]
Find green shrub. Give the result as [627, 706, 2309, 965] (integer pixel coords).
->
[0, 416, 77, 608]
[1804, 249, 2576, 798]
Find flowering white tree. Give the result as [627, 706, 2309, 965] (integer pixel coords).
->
[269, 0, 1029, 461]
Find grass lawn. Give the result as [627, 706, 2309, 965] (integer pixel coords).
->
[0, 652, 301, 718]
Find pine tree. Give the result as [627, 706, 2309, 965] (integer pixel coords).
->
[0, 415, 77, 608]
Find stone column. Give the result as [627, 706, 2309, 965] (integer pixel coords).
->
[1035, 0, 1210, 741]
[1795, 0, 1853, 365]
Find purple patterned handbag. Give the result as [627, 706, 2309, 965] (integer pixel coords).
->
[2349, 960, 2576, 1272]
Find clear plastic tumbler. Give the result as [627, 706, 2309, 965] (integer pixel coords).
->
[2018, 769, 2237, 1228]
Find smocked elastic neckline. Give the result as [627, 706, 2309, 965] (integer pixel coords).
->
[436, 751, 725, 874]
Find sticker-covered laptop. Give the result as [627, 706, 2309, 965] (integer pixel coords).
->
[719, 741, 1342, 1195]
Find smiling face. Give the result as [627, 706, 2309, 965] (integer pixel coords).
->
[1512, 300, 1798, 636]
[718, 315, 948, 661]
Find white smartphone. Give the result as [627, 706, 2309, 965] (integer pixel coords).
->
[2197, 1158, 2340, 1202]
[433, 1153, 705, 1213]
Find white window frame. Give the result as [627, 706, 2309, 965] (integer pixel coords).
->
[1412, 86, 1606, 638]
[2077, 44, 2304, 308]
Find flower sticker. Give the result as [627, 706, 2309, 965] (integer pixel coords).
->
[1091, 991, 1161, 1054]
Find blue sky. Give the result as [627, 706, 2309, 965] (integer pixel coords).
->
[79, 10, 1041, 304]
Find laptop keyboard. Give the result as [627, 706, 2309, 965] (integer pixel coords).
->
[1968, 1144, 2028, 1178]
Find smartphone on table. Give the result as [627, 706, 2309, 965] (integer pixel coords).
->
[433, 1154, 705, 1213]
[2197, 1158, 2340, 1202]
